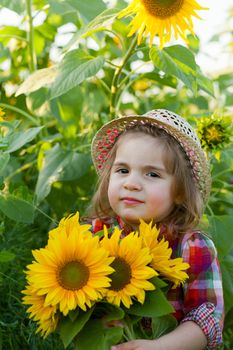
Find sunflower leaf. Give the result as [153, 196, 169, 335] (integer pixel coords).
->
[93, 301, 125, 321]
[5, 126, 43, 153]
[65, 7, 120, 50]
[0, 194, 34, 223]
[74, 318, 123, 350]
[50, 50, 105, 99]
[126, 289, 174, 317]
[35, 144, 91, 204]
[150, 45, 196, 91]
[59, 306, 94, 348]
[66, 0, 106, 22]
[150, 45, 214, 96]
[152, 314, 177, 339]
[150, 276, 168, 289]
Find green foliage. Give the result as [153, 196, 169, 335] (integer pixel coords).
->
[0, 0, 232, 348]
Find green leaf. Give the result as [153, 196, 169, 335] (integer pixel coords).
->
[164, 45, 197, 70]
[48, 0, 75, 15]
[35, 23, 57, 41]
[66, 0, 106, 21]
[93, 302, 125, 322]
[207, 215, 233, 259]
[5, 126, 43, 153]
[74, 318, 123, 350]
[26, 88, 50, 117]
[35, 144, 69, 203]
[0, 0, 25, 14]
[207, 216, 233, 313]
[150, 45, 197, 91]
[221, 254, 233, 314]
[58, 153, 91, 181]
[196, 71, 214, 96]
[0, 152, 10, 175]
[0, 250, 16, 263]
[15, 66, 58, 96]
[65, 7, 120, 49]
[0, 194, 34, 223]
[152, 315, 177, 339]
[0, 26, 26, 44]
[127, 289, 174, 318]
[141, 72, 177, 89]
[150, 276, 168, 289]
[50, 51, 105, 99]
[150, 45, 214, 96]
[59, 307, 94, 348]
[35, 145, 90, 203]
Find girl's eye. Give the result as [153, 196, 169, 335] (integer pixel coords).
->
[147, 172, 160, 178]
[116, 168, 128, 174]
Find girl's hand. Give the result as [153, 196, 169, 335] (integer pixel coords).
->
[110, 339, 157, 350]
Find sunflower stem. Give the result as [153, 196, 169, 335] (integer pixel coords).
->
[109, 36, 137, 119]
[0, 103, 40, 125]
[123, 315, 136, 341]
[25, 0, 37, 72]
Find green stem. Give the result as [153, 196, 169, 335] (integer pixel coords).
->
[25, 0, 37, 72]
[0, 272, 18, 284]
[5, 160, 37, 181]
[206, 204, 214, 217]
[96, 77, 111, 94]
[0, 103, 40, 125]
[109, 36, 137, 118]
[0, 34, 28, 42]
[212, 168, 232, 180]
[34, 206, 59, 225]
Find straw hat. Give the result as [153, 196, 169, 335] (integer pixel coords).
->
[91, 109, 211, 204]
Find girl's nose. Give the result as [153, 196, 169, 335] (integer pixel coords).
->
[123, 177, 142, 191]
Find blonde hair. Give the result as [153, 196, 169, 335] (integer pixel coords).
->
[87, 124, 204, 235]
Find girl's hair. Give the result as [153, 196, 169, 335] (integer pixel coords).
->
[87, 124, 204, 235]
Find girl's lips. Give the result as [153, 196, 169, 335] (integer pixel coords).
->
[121, 197, 144, 205]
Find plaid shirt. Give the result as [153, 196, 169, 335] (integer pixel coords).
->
[91, 217, 224, 349]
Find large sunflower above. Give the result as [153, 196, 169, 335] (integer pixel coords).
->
[119, 0, 207, 47]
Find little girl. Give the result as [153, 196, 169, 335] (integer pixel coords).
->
[87, 109, 224, 350]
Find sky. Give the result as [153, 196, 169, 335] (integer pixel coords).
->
[0, 1, 232, 74]
[193, 0, 232, 74]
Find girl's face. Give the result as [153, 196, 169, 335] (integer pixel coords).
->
[108, 132, 175, 229]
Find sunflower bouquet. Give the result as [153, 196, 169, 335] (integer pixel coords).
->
[22, 212, 189, 349]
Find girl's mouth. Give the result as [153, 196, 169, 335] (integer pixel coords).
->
[121, 197, 144, 205]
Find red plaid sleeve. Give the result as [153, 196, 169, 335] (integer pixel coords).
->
[181, 231, 224, 348]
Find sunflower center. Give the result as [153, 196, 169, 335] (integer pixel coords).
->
[110, 257, 132, 291]
[207, 126, 222, 142]
[142, 0, 184, 18]
[57, 261, 89, 290]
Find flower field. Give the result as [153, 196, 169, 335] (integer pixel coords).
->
[0, 1, 232, 348]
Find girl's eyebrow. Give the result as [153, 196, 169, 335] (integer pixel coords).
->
[112, 161, 128, 167]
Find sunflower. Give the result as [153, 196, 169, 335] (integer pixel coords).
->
[100, 226, 156, 308]
[48, 212, 92, 240]
[196, 115, 233, 153]
[0, 107, 5, 120]
[25, 214, 114, 316]
[119, 0, 207, 47]
[139, 220, 189, 287]
[22, 284, 58, 338]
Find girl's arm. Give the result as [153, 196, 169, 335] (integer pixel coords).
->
[111, 320, 207, 350]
